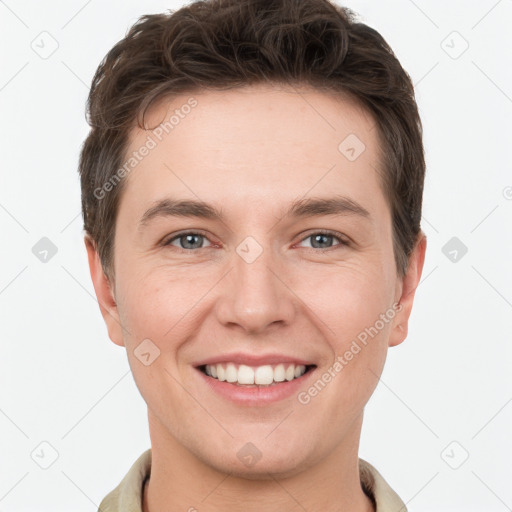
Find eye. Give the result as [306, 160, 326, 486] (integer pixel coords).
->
[163, 231, 212, 251]
[162, 230, 349, 252]
[297, 231, 349, 250]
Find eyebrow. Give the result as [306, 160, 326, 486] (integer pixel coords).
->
[138, 195, 371, 229]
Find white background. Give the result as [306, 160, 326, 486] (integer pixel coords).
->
[1, 0, 511, 510]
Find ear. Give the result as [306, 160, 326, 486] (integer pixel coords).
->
[388, 232, 427, 347]
[84, 235, 125, 347]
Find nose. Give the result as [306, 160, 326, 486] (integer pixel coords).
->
[214, 242, 297, 335]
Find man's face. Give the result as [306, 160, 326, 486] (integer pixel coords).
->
[89, 84, 421, 477]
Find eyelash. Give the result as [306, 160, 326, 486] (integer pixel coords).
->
[162, 230, 349, 253]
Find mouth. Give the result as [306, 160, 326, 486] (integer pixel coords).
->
[198, 362, 317, 387]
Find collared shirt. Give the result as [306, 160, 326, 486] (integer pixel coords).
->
[98, 449, 407, 511]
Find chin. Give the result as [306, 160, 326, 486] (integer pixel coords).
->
[200, 440, 313, 480]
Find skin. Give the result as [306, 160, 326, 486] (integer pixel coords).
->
[86, 83, 426, 512]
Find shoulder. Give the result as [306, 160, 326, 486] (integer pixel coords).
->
[359, 458, 408, 512]
[97, 449, 152, 512]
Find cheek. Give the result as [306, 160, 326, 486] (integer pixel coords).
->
[297, 261, 396, 341]
[116, 267, 198, 344]
[113, 267, 213, 398]
[296, 264, 394, 400]
[295, 273, 393, 434]
[114, 274, 195, 424]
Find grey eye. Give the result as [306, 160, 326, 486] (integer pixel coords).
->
[166, 232, 212, 250]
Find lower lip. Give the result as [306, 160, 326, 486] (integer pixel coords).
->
[196, 367, 316, 406]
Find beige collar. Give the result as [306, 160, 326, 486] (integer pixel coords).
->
[98, 449, 407, 511]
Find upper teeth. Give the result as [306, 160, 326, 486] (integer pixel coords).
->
[204, 363, 307, 385]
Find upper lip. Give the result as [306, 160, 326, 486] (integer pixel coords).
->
[194, 352, 316, 367]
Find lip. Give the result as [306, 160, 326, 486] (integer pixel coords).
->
[193, 352, 315, 367]
[194, 364, 317, 406]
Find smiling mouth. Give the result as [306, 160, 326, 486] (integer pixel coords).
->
[199, 363, 317, 387]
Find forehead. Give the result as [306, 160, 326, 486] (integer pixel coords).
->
[119, 83, 386, 223]
[136, 83, 377, 159]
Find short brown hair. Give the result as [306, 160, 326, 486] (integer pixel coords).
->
[79, 0, 425, 279]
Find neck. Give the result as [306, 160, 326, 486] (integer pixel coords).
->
[142, 412, 375, 512]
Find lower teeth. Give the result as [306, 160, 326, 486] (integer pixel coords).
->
[234, 382, 278, 387]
